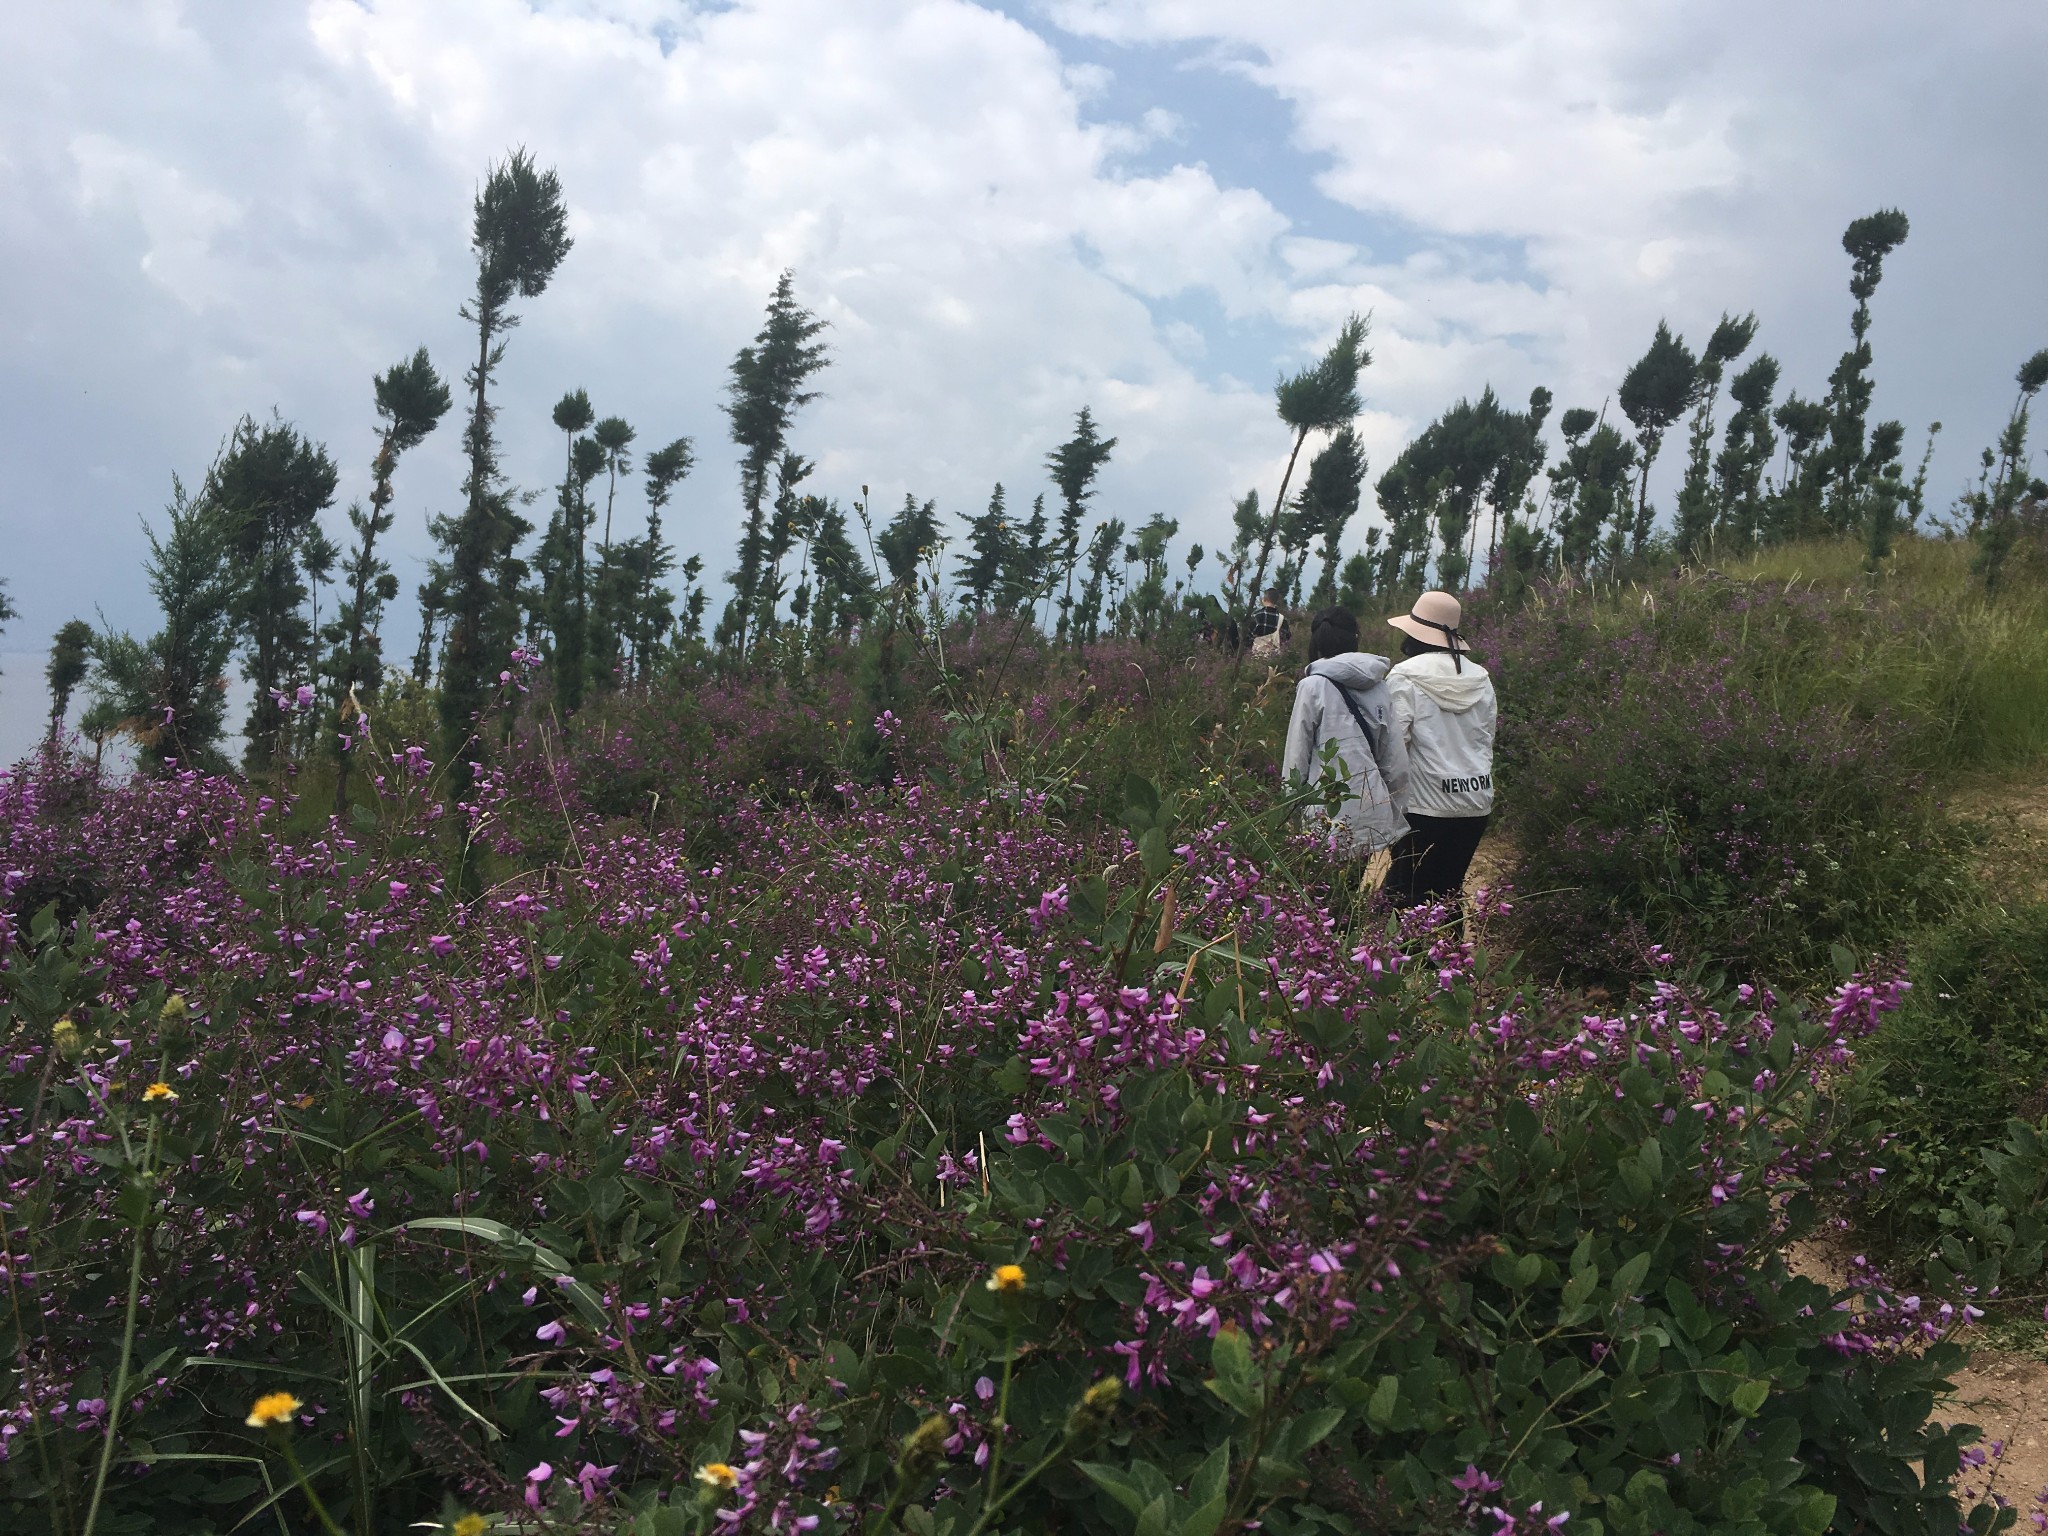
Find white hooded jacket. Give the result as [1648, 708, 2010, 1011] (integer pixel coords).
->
[1387, 650, 1496, 817]
[1281, 653, 1411, 856]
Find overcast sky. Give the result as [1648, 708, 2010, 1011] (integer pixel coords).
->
[2, 0, 2043, 685]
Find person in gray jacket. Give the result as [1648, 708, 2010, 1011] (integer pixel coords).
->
[1281, 607, 1410, 862]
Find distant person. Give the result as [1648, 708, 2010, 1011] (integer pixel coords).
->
[1281, 607, 1409, 871]
[1247, 587, 1290, 660]
[1381, 591, 1496, 917]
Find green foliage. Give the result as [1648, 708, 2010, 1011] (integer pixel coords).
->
[1859, 900, 2048, 1257]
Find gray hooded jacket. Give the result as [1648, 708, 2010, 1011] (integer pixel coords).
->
[1281, 653, 1411, 856]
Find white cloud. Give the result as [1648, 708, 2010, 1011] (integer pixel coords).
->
[0, 0, 2042, 706]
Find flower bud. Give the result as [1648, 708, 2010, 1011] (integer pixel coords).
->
[1066, 1377, 1121, 1440]
[52, 1017, 83, 1063]
[896, 1413, 950, 1480]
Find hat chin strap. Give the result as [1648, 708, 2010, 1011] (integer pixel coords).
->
[1411, 612, 1464, 672]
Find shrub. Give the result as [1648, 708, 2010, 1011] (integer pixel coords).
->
[0, 741, 2018, 1535]
[1477, 574, 1968, 984]
[1857, 899, 2048, 1258]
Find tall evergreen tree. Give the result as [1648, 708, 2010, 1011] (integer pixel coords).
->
[541, 389, 596, 709]
[1769, 393, 1832, 540]
[1126, 512, 1179, 637]
[751, 450, 814, 641]
[587, 415, 638, 686]
[1964, 347, 2048, 590]
[1672, 314, 1758, 560]
[998, 493, 1049, 617]
[412, 569, 448, 684]
[1821, 209, 1911, 530]
[1546, 410, 1636, 572]
[807, 501, 873, 641]
[46, 620, 94, 743]
[723, 272, 829, 656]
[632, 437, 693, 674]
[87, 484, 239, 773]
[331, 348, 451, 812]
[1076, 518, 1126, 644]
[1479, 387, 1552, 580]
[1292, 425, 1367, 607]
[1245, 315, 1370, 619]
[959, 483, 1011, 612]
[203, 416, 339, 769]
[439, 148, 573, 791]
[1714, 354, 1780, 549]
[1617, 321, 1698, 554]
[1045, 408, 1117, 642]
[877, 495, 943, 589]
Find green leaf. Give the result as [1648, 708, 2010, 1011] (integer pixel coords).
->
[1561, 1264, 1600, 1312]
[1076, 1462, 1152, 1519]
[1611, 1250, 1652, 1302]
[1290, 1405, 1345, 1452]
[1135, 1494, 1171, 1536]
[1189, 1440, 1230, 1507]
[1731, 1378, 1770, 1417]
[1365, 1373, 1399, 1429]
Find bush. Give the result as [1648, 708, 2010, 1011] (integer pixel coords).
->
[0, 735, 2018, 1535]
[1857, 899, 2048, 1258]
[1477, 573, 1969, 984]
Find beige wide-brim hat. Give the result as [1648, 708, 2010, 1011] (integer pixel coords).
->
[1386, 590, 1470, 652]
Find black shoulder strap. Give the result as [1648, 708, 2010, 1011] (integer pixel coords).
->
[1328, 682, 1383, 776]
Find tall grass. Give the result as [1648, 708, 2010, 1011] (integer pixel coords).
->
[1717, 535, 2048, 769]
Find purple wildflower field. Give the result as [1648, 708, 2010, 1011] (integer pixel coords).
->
[2, 617, 2036, 1536]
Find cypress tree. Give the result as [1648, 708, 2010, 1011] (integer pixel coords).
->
[205, 416, 339, 769]
[959, 483, 1011, 613]
[1045, 408, 1117, 643]
[1617, 322, 1698, 554]
[1245, 316, 1370, 622]
[541, 389, 596, 710]
[722, 273, 828, 656]
[438, 148, 573, 792]
[46, 620, 94, 743]
[332, 348, 451, 812]
[1673, 314, 1757, 561]
[1822, 209, 1911, 531]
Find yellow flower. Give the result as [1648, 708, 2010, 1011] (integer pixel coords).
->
[986, 1263, 1026, 1294]
[245, 1391, 303, 1428]
[159, 994, 189, 1024]
[696, 1462, 739, 1490]
[451, 1516, 488, 1536]
[52, 1017, 82, 1062]
[143, 1082, 177, 1103]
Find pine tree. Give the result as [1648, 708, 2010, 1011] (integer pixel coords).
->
[1076, 518, 1126, 644]
[1768, 393, 1832, 541]
[1045, 408, 1117, 643]
[877, 495, 943, 589]
[1714, 354, 1780, 550]
[587, 415, 638, 687]
[959, 483, 1011, 612]
[1672, 314, 1758, 561]
[46, 620, 94, 743]
[807, 501, 873, 641]
[633, 437, 693, 674]
[439, 148, 573, 793]
[1480, 387, 1552, 581]
[86, 483, 239, 773]
[723, 273, 829, 656]
[1617, 322, 1698, 554]
[331, 348, 451, 812]
[1292, 426, 1367, 607]
[1245, 316, 1370, 621]
[1965, 348, 2048, 591]
[1127, 513, 1179, 638]
[1821, 209, 1911, 532]
[203, 416, 339, 769]
[998, 494, 1049, 617]
[541, 389, 596, 710]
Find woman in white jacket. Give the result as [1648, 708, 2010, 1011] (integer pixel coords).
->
[1382, 590, 1495, 913]
[1281, 608, 1410, 864]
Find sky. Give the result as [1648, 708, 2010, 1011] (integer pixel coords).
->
[1, 0, 2044, 750]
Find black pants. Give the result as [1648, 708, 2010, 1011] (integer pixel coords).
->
[1383, 813, 1490, 908]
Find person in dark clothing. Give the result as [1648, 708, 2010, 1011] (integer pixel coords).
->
[1247, 587, 1290, 659]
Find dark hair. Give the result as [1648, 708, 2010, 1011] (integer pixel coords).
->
[1309, 606, 1360, 661]
[1262, 587, 1284, 604]
[1399, 633, 1449, 658]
